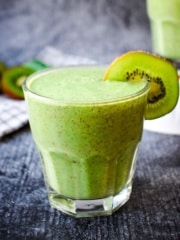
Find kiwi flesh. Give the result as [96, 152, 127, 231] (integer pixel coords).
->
[104, 51, 179, 120]
[2, 66, 35, 99]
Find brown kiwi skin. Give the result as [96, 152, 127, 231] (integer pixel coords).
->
[2, 79, 23, 99]
[0, 61, 7, 92]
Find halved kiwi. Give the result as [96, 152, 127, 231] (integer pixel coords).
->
[1, 59, 48, 99]
[2, 66, 35, 99]
[104, 51, 179, 120]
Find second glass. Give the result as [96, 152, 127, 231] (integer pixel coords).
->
[146, 0, 180, 64]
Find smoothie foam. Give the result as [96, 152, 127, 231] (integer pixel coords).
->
[25, 67, 149, 199]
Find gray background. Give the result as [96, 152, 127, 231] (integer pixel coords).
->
[0, 0, 151, 66]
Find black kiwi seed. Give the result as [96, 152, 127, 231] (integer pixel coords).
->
[125, 69, 166, 104]
[148, 77, 166, 103]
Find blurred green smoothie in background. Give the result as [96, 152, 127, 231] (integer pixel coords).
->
[146, 0, 180, 63]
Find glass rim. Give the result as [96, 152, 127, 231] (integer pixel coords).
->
[22, 66, 150, 106]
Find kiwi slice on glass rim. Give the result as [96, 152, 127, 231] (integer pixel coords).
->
[104, 51, 179, 120]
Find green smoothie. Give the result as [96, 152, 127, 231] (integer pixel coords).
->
[146, 0, 180, 60]
[24, 67, 149, 202]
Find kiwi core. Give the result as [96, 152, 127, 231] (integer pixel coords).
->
[148, 78, 165, 103]
[17, 75, 27, 87]
[126, 70, 166, 104]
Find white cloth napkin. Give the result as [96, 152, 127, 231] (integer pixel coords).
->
[0, 96, 27, 137]
[0, 46, 96, 138]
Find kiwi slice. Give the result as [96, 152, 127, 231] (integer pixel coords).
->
[2, 66, 35, 99]
[104, 51, 179, 120]
[0, 61, 7, 92]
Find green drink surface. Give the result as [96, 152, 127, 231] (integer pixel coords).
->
[25, 67, 149, 199]
[27, 67, 148, 103]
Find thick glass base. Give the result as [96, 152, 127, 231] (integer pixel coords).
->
[49, 182, 132, 218]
